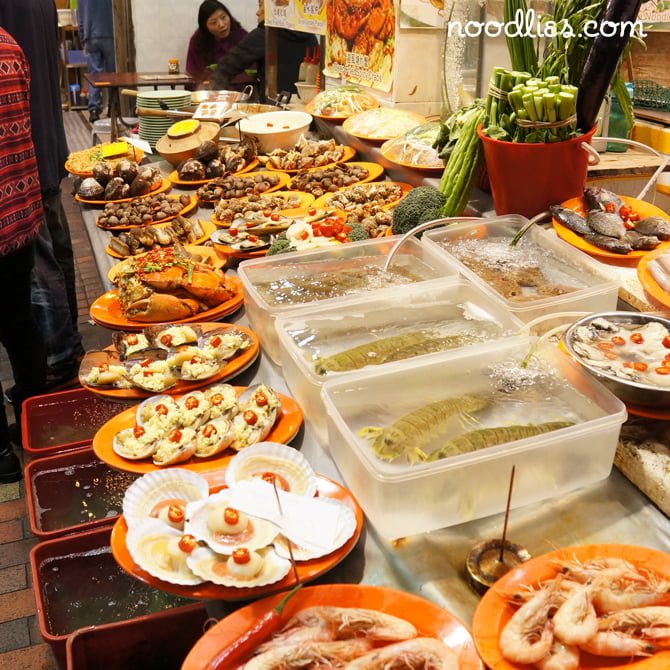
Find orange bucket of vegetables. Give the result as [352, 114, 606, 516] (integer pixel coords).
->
[478, 124, 598, 219]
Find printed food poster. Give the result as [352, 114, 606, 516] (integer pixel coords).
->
[324, 0, 396, 92]
[399, 0, 445, 29]
[296, 0, 327, 33]
[264, 0, 295, 29]
[639, 0, 670, 26]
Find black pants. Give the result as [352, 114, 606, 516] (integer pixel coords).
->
[0, 242, 46, 451]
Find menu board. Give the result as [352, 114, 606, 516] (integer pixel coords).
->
[264, 0, 327, 34]
[323, 0, 396, 92]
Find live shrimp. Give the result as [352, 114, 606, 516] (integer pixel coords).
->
[359, 394, 489, 463]
[344, 637, 459, 669]
[243, 639, 372, 669]
[578, 631, 655, 658]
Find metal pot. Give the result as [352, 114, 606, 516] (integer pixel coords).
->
[190, 84, 253, 105]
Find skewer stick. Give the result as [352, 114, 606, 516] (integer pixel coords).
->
[499, 465, 516, 562]
[272, 479, 300, 584]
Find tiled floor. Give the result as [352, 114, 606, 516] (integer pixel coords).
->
[0, 111, 109, 669]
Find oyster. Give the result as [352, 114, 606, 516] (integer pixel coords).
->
[203, 383, 239, 420]
[122, 468, 209, 530]
[229, 384, 281, 451]
[177, 158, 206, 181]
[104, 176, 130, 201]
[78, 177, 105, 200]
[225, 442, 317, 497]
[126, 518, 204, 585]
[176, 390, 211, 429]
[113, 424, 159, 460]
[146, 324, 201, 350]
[186, 545, 290, 587]
[112, 331, 151, 359]
[152, 426, 197, 466]
[136, 394, 180, 429]
[194, 416, 234, 458]
[185, 490, 278, 554]
[115, 159, 139, 184]
[79, 350, 131, 388]
[199, 327, 252, 361]
[92, 162, 114, 185]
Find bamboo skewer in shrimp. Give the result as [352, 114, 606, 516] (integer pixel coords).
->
[359, 394, 490, 463]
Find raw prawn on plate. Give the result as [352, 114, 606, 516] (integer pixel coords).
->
[472, 543, 670, 670]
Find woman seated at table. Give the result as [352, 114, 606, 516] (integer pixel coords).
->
[186, 0, 248, 85]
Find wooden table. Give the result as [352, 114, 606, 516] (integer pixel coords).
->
[84, 71, 194, 140]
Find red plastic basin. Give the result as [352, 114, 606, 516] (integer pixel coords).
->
[25, 446, 140, 540]
[22, 387, 133, 458]
[29, 526, 197, 669]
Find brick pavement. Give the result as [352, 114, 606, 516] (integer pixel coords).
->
[0, 110, 109, 669]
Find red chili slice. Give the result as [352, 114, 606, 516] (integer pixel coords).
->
[133, 425, 145, 438]
[631, 333, 644, 344]
[160, 334, 173, 347]
[184, 396, 199, 409]
[168, 428, 182, 442]
[611, 336, 626, 346]
[232, 547, 251, 564]
[254, 391, 268, 407]
[178, 534, 197, 553]
[243, 410, 258, 425]
[224, 508, 239, 525]
[155, 403, 169, 415]
[168, 504, 185, 524]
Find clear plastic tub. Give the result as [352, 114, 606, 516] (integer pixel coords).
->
[320, 337, 626, 539]
[276, 277, 525, 442]
[421, 216, 620, 323]
[238, 236, 459, 363]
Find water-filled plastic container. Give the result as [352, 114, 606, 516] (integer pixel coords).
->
[22, 388, 132, 458]
[65, 602, 208, 670]
[421, 216, 619, 323]
[276, 277, 525, 442]
[320, 337, 627, 539]
[29, 526, 196, 668]
[25, 446, 139, 540]
[238, 236, 459, 363]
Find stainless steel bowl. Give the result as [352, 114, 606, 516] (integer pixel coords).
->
[563, 311, 670, 408]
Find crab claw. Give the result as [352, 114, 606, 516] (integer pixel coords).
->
[180, 268, 232, 307]
[125, 294, 201, 322]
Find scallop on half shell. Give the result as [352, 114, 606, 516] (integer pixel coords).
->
[194, 416, 234, 458]
[225, 442, 317, 497]
[126, 518, 204, 586]
[169, 348, 222, 382]
[198, 327, 252, 362]
[146, 324, 202, 350]
[136, 394, 180, 429]
[113, 424, 159, 460]
[152, 427, 197, 466]
[203, 383, 239, 420]
[79, 350, 132, 388]
[229, 384, 281, 451]
[176, 390, 211, 429]
[124, 349, 178, 393]
[185, 490, 278, 555]
[112, 331, 152, 360]
[186, 545, 290, 587]
[122, 468, 209, 531]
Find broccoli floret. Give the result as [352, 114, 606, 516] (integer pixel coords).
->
[347, 223, 370, 242]
[391, 187, 447, 236]
[267, 236, 295, 256]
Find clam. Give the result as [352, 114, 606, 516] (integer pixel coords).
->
[176, 390, 211, 429]
[122, 468, 209, 530]
[194, 416, 234, 458]
[126, 518, 204, 586]
[79, 350, 131, 388]
[199, 328, 252, 362]
[185, 490, 278, 555]
[113, 424, 159, 460]
[225, 442, 317, 497]
[145, 324, 202, 350]
[186, 545, 290, 587]
[124, 350, 178, 393]
[273, 501, 357, 561]
[78, 177, 105, 200]
[203, 383, 239, 420]
[136, 394, 180, 428]
[169, 348, 222, 382]
[152, 426, 197, 466]
[229, 384, 281, 451]
[112, 331, 151, 359]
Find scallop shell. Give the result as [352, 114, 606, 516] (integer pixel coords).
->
[186, 545, 290, 587]
[229, 385, 281, 451]
[185, 490, 279, 555]
[198, 327, 253, 362]
[170, 348, 222, 381]
[194, 416, 234, 458]
[136, 394, 180, 428]
[202, 383, 239, 420]
[122, 468, 209, 530]
[79, 350, 132, 388]
[176, 390, 211, 429]
[124, 350, 178, 393]
[112, 331, 152, 359]
[145, 324, 202, 350]
[113, 425, 158, 460]
[152, 427, 197, 466]
[273, 500, 356, 561]
[225, 442, 317, 497]
[126, 518, 205, 586]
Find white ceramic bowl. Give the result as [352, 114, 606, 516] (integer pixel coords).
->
[239, 110, 313, 153]
[294, 82, 318, 104]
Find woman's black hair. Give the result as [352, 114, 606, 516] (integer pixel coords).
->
[195, 0, 242, 62]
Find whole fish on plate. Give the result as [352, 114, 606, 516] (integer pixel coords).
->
[584, 186, 624, 213]
[586, 210, 627, 238]
[634, 216, 670, 241]
[583, 233, 632, 254]
[549, 205, 592, 236]
[621, 230, 660, 251]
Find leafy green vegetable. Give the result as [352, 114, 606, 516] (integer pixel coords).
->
[391, 186, 447, 236]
